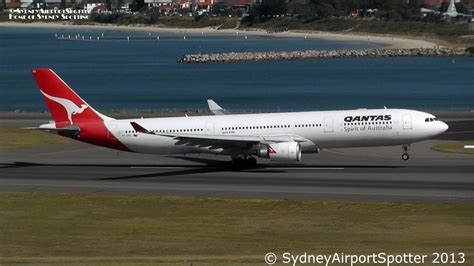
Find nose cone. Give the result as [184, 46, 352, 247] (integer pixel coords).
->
[438, 121, 449, 134]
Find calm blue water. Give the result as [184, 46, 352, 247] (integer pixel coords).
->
[1, 26, 473, 112]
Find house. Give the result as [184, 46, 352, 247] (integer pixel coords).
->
[192, 0, 213, 13]
[174, 0, 190, 10]
[5, 0, 21, 9]
[145, 0, 173, 13]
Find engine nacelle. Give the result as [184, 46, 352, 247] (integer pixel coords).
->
[258, 142, 302, 162]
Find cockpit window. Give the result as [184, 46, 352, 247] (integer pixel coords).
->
[425, 117, 439, 122]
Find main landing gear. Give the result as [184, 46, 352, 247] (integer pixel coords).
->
[402, 144, 410, 161]
[231, 156, 257, 169]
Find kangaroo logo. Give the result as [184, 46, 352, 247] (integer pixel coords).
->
[40, 90, 88, 124]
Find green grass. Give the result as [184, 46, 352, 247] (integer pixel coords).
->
[156, 17, 227, 28]
[89, 14, 231, 29]
[242, 17, 474, 46]
[432, 140, 474, 155]
[0, 192, 472, 265]
[0, 127, 71, 151]
[218, 18, 239, 29]
[0, 12, 9, 22]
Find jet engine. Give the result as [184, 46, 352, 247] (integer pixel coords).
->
[258, 142, 302, 162]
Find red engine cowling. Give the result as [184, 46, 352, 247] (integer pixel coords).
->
[258, 142, 302, 162]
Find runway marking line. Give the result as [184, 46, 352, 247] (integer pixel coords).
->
[266, 167, 344, 170]
[130, 166, 345, 170]
[131, 166, 201, 169]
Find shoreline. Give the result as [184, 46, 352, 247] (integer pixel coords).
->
[0, 21, 439, 49]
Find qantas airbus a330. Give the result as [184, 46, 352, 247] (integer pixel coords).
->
[31, 69, 448, 167]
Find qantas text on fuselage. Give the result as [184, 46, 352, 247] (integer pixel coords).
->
[31, 69, 448, 165]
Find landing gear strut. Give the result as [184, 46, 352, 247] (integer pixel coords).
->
[402, 144, 410, 161]
[231, 156, 257, 169]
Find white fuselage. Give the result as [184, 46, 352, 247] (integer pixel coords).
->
[105, 108, 448, 156]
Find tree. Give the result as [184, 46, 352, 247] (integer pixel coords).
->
[439, 1, 449, 12]
[455, 2, 468, 14]
[130, 0, 146, 12]
[258, 0, 288, 17]
[288, 0, 316, 17]
[211, 2, 232, 16]
[386, 10, 402, 21]
[314, 2, 335, 17]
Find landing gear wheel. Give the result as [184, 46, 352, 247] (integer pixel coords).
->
[401, 144, 410, 161]
[246, 157, 257, 167]
[231, 157, 246, 170]
[402, 153, 410, 161]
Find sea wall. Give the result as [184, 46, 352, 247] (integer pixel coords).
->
[178, 48, 471, 64]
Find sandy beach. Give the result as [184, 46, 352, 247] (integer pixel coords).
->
[0, 21, 439, 49]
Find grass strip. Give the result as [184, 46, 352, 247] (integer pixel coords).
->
[0, 127, 71, 151]
[0, 192, 472, 264]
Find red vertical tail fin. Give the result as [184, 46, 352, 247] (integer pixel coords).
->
[32, 69, 112, 127]
[31, 69, 129, 152]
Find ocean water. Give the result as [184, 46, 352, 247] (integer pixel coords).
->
[0, 26, 473, 112]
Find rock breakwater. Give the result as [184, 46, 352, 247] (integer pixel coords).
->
[178, 48, 471, 64]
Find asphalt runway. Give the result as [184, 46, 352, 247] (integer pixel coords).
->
[1, 116, 473, 202]
[1, 138, 473, 202]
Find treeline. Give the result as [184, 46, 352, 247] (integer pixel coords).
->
[244, 0, 471, 24]
[90, 12, 235, 28]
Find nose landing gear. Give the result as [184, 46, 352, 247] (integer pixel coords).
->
[402, 144, 410, 161]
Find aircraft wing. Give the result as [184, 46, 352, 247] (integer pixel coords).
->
[130, 122, 307, 148]
[207, 99, 231, 115]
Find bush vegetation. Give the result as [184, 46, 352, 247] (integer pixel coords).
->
[90, 13, 233, 28]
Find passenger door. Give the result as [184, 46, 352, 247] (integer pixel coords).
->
[205, 121, 214, 135]
[403, 115, 413, 130]
[324, 118, 333, 133]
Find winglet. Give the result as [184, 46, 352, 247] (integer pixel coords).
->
[207, 99, 231, 115]
[130, 122, 153, 134]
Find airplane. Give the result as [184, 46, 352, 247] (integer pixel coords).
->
[31, 68, 449, 167]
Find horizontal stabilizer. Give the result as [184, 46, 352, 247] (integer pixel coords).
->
[23, 124, 80, 133]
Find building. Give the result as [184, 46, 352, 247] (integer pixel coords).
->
[192, 0, 213, 13]
[145, 0, 173, 13]
[5, 0, 22, 9]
